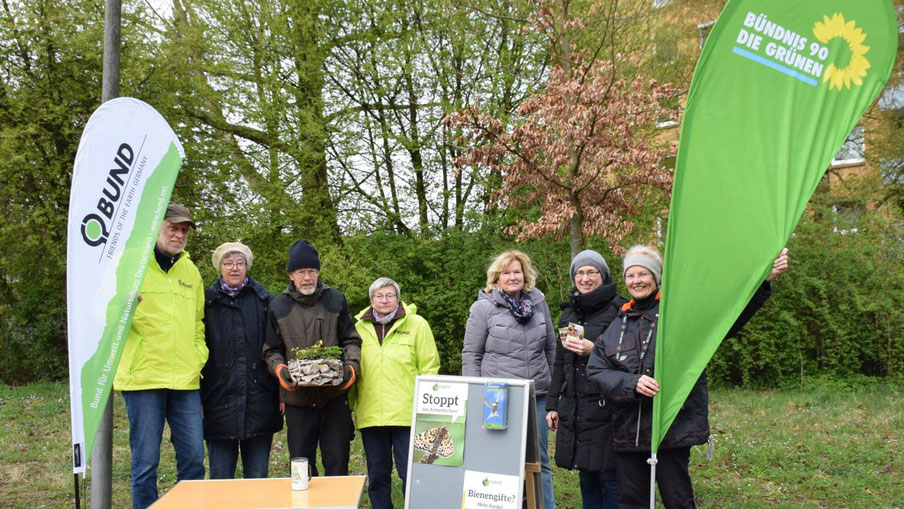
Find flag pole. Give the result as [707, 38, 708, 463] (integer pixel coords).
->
[647, 453, 658, 509]
[74, 473, 81, 508]
[89, 1, 120, 508]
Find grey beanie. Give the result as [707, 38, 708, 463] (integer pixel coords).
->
[570, 249, 610, 281]
[622, 245, 663, 285]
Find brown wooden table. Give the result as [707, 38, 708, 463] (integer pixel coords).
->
[151, 476, 366, 508]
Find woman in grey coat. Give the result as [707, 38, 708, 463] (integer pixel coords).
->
[462, 249, 557, 509]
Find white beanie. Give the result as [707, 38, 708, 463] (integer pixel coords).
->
[212, 242, 253, 271]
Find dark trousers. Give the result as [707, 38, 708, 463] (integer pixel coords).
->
[207, 434, 274, 479]
[361, 426, 410, 509]
[578, 469, 619, 509]
[284, 395, 354, 476]
[615, 447, 696, 509]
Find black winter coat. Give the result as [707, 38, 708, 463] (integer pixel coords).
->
[201, 277, 282, 441]
[547, 280, 625, 472]
[586, 282, 771, 453]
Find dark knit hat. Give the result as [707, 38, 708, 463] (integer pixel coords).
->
[287, 239, 320, 272]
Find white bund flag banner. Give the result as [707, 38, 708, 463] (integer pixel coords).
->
[67, 98, 183, 473]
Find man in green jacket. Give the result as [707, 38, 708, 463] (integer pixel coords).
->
[352, 277, 440, 509]
[114, 203, 207, 509]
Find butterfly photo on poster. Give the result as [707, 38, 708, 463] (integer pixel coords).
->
[413, 425, 455, 464]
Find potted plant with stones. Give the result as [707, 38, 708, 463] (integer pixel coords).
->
[287, 340, 345, 386]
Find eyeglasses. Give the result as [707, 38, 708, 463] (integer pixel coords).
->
[373, 293, 397, 301]
[575, 270, 601, 278]
[292, 269, 319, 278]
[223, 261, 246, 269]
[625, 272, 652, 282]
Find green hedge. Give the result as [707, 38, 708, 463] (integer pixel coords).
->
[2, 211, 903, 386]
[708, 206, 904, 387]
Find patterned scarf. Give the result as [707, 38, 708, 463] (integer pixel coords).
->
[220, 276, 249, 298]
[498, 290, 534, 323]
[372, 304, 401, 324]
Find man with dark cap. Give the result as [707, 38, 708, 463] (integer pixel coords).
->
[114, 203, 207, 509]
[263, 239, 362, 476]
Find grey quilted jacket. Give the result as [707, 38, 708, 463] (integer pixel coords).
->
[461, 289, 556, 395]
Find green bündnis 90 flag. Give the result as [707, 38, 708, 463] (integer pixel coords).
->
[654, 0, 897, 456]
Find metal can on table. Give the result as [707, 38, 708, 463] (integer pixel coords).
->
[290, 457, 309, 490]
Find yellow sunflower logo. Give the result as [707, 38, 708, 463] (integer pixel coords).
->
[813, 13, 870, 90]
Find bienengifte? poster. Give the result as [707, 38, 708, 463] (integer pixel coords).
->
[461, 470, 519, 509]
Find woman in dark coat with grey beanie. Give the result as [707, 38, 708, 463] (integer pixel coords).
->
[546, 250, 625, 509]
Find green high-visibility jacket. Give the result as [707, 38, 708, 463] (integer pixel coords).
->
[352, 302, 440, 429]
[114, 251, 208, 391]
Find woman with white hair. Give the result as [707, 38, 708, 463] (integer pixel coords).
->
[462, 249, 557, 509]
[586, 245, 788, 508]
[353, 277, 440, 509]
[200, 242, 281, 479]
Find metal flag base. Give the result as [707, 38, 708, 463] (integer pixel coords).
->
[647, 453, 658, 509]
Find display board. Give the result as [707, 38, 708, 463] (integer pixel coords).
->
[405, 375, 541, 509]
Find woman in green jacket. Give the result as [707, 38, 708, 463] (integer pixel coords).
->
[353, 277, 440, 509]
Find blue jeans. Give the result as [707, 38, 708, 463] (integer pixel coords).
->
[207, 434, 274, 479]
[579, 469, 619, 509]
[360, 426, 410, 509]
[536, 395, 556, 509]
[122, 389, 205, 509]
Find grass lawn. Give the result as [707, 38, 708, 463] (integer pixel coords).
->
[0, 381, 901, 508]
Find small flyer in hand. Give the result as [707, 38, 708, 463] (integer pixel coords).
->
[558, 322, 584, 345]
[482, 382, 508, 430]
